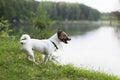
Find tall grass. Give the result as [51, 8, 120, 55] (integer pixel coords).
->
[0, 37, 119, 80]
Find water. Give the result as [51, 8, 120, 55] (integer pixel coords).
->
[53, 23, 120, 76]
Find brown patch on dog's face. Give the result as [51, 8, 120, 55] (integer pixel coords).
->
[57, 30, 71, 44]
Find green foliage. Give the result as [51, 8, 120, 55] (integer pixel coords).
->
[0, 17, 11, 37]
[100, 13, 116, 21]
[33, 5, 54, 30]
[30, 4, 55, 39]
[0, 0, 101, 22]
[40, 2, 101, 21]
[0, 38, 119, 80]
[112, 11, 120, 20]
[0, 0, 39, 22]
[88, 9, 101, 20]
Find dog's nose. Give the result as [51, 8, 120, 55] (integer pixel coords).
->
[67, 38, 71, 41]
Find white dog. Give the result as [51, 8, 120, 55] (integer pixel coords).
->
[20, 30, 71, 64]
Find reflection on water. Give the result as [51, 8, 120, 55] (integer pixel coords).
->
[53, 24, 120, 76]
[52, 21, 101, 36]
[114, 26, 120, 40]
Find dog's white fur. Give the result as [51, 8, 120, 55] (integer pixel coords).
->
[20, 31, 70, 64]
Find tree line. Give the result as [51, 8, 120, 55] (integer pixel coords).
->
[0, 0, 39, 22]
[0, 0, 101, 22]
[112, 11, 120, 20]
[40, 2, 101, 21]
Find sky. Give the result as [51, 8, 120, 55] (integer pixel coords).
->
[36, 0, 120, 12]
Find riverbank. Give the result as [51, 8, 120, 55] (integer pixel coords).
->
[55, 20, 120, 26]
[111, 20, 120, 26]
[0, 37, 119, 80]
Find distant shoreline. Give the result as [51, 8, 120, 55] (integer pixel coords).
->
[55, 20, 120, 26]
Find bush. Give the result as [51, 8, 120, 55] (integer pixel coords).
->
[0, 17, 11, 37]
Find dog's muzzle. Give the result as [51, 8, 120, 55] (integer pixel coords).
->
[61, 37, 71, 44]
[67, 37, 71, 41]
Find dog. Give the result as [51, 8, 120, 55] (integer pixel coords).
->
[20, 30, 71, 64]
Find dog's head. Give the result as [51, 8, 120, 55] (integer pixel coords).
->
[20, 34, 31, 44]
[20, 34, 31, 41]
[57, 30, 71, 44]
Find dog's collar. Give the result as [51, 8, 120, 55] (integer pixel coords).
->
[50, 41, 58, 49]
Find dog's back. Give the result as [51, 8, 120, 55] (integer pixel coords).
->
[30, 39, 53, 54]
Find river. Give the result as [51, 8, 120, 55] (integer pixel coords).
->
[52, 22, 120, 76]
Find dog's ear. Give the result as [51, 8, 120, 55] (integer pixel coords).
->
[57, 30, 63, 38]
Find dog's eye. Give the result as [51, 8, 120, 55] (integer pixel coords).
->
[63, 35, 66, 37]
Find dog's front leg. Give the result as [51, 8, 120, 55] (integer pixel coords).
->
[29, 55, 38, 65]
[48, 54, 52, 61]
[44, 55, 48, 64]
[26, 49, 38, 65]
[44, 54, 52, 64]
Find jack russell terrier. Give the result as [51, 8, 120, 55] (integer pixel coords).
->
[20, 30, 71, 64]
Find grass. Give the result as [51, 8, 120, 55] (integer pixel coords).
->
[0, 37, 120, 80]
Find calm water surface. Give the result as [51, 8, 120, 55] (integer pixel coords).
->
[53, 24, 120, 76]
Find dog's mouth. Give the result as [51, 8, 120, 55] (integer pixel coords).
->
[61, 37, 71, 44]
